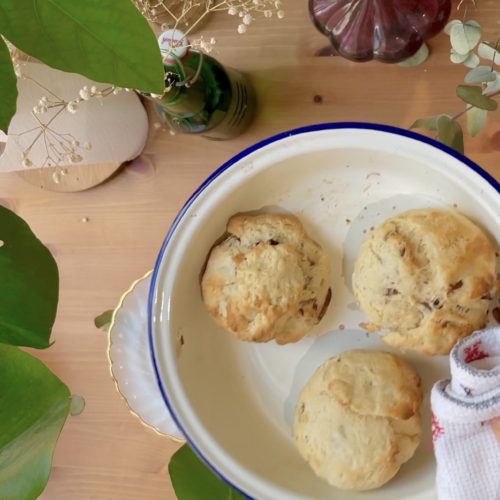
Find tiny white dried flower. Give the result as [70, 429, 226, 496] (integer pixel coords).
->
[153, 122, 162, 130]
[90, 85, 97, 94]
[274, 0, 282, 7]
[112, 88, 120, 95]
[243, 14, 252, 25]
[52, 171, 61, 184]
[69, 153, 83, 163]
[264, 10, 272, 18]
[39, 96, 48, 105]
[79, 88, 91, 100]
[228, 6, 237, 15]
[238, 10, 244, 17]
[71, 139, 80, 147]
[238, 23, 247, 34]
[277, 9, 285, 19]
[22, 158, 32, 167]
[67, 101, 79, 113]
[210, 37, 216, 45]
[83, 142, 92, 150]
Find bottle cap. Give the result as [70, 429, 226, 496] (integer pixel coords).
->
[158, 29, 189, 65]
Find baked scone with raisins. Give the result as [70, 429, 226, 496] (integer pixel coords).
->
[352, 209, 497, 355]
[294, 350, 422, 491]
[201, 213, 332, 344]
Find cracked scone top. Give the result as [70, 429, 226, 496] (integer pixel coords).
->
[353, 209, 497, 355]
[201, 213, 332, 344]
[294, 350, 422, 491]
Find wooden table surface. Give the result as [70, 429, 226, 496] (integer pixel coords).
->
[4, 1, 496, 499]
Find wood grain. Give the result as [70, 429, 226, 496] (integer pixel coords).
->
[3, 1, 495, 499]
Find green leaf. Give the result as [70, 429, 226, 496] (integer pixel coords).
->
[450, 21, 481, 55]
[450, 49, 470, 64]
[478, 42, 500, 63]
[465, 65, 497, 83]
[0, 37, 17, 132]
[463, 52, 480, 69]
[398, 43, 429, 67]
[437, 115, 464, 154]
[467, 106, 488, 136]
[410, 115, 447, 131]
[0, 344, 71, 500]
[169, 444, 245, 500]
[94, 309, 113, 331]
[0, 0, 164, 93]
[0, 205, 58, 348]
[444, 19, 462, 35]
[457, 85, 498, 110]
[70, 395, 85, 416]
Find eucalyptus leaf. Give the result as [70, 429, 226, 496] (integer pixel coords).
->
[463, 52, 480, 69]
[169, 444, 245, 500]
[478, 42, 500, 63]
[457, 85, 498, 110]
[0, 37, 17, 132]
[410, 114, 450, 131]
[467, 106, 488, 136]
[450, 49, 470, 64]
[70, 395, 85, 416]
[0, 205, 58, 348]
[450, 21, 481, 55]
[0, 0, 164, 93]
[94, 309, 114, 331]
[465, 65, 496, 83]
[0, 344, 71, 500]
[398, 44, 429, 67]
[444, 19, 462, 35]
[437, 115, 464, 154]
[486, 73, 500, 94]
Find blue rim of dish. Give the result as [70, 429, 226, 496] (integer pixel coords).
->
[148, 122, 499, 499]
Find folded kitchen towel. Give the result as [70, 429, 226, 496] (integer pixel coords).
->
[431, 327, 500, 500]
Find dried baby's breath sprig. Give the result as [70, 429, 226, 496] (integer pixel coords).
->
[8, 45, 121, 170]
[134, 0, 284, 38]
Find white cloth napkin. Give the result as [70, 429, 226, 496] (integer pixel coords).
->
[431, 327, 500, 500]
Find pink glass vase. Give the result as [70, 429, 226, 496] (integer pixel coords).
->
[310, 0, 451, 63]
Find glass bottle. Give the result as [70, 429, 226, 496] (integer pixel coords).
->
[143, 30, 256, 140]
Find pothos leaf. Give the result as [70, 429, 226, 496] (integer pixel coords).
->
[437, 115, 464, 154]
[0, 344, 71, 500]
[94, 310, 114, 331]
[398, 44, 429, 67]
[169, 444, 245, 500]
[467, 106, 488, 137]
[0, 36, 17, 132]
[0, 205, 58, 348]
[0, 0, 164, 93]
[457, 85, 498, 110]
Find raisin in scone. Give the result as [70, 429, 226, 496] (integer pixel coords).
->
[294, 350, 422, 491]
[352, 209, 497, 355]
[201, 213, 332, 344]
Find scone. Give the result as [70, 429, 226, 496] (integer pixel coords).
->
[294, 350, 422, 491]
[353, 209, 497, 355]
[201, 213, 332, 344]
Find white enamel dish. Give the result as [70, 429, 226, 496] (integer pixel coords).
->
[148, 123, 500, 499]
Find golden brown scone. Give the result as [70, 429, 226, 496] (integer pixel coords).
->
[352, 209, 497, 355]
[294, 350, 422, 491]
[201, 214, 332, 344]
